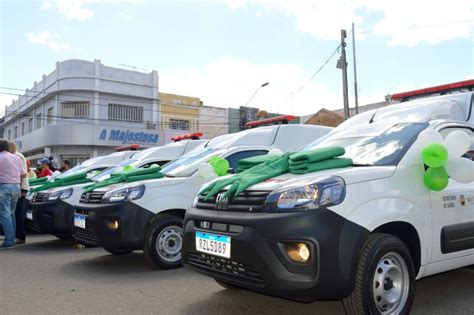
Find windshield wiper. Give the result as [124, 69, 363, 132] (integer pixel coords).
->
[352, 163, 375, 167]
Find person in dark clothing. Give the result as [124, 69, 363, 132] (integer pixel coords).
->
[60, 159, 71, 172]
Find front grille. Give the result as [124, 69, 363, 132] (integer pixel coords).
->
[80, 191, 106, 204]
[186, 253, 264, 286]
[73, 226, 99, 245]
[75, 208, 91, 215]
[32, 193, 47, 203]
[196, 190, 270, 212]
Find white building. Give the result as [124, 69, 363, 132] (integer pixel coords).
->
[3, 59, 184, 165]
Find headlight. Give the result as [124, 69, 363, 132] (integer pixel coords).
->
[47, 188, 73, 201]
[264, 176, 346, 212]
[102, 184, 146, 203]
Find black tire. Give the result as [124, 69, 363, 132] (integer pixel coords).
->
[215, 280, 241, 290]
[343, 233, 416, 315]
[104, 247, 133, 255]
[143, 215, 183, 269]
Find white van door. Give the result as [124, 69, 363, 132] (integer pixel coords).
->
[430, 125, 474, 263]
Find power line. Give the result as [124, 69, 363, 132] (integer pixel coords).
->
[6, 112, 235, 127]
[290, 45, 341, 96]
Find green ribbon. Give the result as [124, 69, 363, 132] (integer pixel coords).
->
[29, 177, 48, 186]
[201, 146, 352, 199]
[83, 164, 163, 192]
[33, 172, 92, 192]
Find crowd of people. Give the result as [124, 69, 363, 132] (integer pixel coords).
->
[0, 138, 71, 249]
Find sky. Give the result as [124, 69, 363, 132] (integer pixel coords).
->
[0, 0, 473, 118]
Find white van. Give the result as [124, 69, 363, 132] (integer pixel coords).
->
[73, 124, 332, 268]
[28, 138, 205, 239]
[182, 92, 474, 315]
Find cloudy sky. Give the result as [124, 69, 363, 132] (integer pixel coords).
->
[0, 0, 472, 117]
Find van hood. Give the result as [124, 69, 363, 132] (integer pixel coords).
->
[246, 166, 396, 192]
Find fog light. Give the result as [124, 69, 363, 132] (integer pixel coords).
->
[285, 243, 310, 262]
[106, 220, 120, 230]
[200, 221, 211, 229]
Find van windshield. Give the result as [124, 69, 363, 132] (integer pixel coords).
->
[54, 165, 88, 179]
[304, 123, 428, 166]
[161, 147, 226, 177]
[92, 159, 141, 181]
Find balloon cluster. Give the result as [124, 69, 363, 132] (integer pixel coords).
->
[208, 156, 230, 176]
[419, 129, 474, 191]
[194, 156, 230, 186]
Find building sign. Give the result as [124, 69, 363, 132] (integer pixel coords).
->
[99, 129, 159, 144]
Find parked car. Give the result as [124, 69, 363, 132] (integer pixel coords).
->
[182, 92, 474, 314]
[73, 123, 333, 268]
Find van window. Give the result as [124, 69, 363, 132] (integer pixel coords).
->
[225, 150, 269, 174]
[305, 123, 428, 166]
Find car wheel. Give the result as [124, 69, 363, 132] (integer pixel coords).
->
[215, 280, 241, 290]
[143, 215, 183, 269]
[343, 233, 416, 315]
[104, 247, 133, 255]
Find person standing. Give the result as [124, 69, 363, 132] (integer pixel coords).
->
[9, 142, 29, 244]
[37, 158, 53, 178]
[0, 139, 25, 249]
[26, 160, 37, 179]
[60, 159, 71, 173]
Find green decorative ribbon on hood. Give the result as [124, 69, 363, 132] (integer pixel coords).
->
[83, 164, 163, 192]
[33, 172, 93, 192]
[200, 146, 352, 200]
[236, 154, 283, 173]
[29, 177, 49, 186]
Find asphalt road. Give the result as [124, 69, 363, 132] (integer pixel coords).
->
[1, 235, 473, 315]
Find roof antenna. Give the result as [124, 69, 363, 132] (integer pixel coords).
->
[368, 102, 385, 124]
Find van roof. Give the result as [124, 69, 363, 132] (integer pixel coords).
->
[206, 124, 333, 152]
[338, 92, 473, 130]
[132, 139, 208, 160]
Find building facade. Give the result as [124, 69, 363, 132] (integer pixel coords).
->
[2, 59, 184, 165]
[159, 92, 201, 132]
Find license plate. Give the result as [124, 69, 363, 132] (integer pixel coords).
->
[26, 209, 33, 220]
[74, 214, 86, 229]
[195, 231, 231, 258]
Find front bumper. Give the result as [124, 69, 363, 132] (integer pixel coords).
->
[27, 200, 74, 236]
[72, 202, 153, 250]
[182, 207, 369, 301]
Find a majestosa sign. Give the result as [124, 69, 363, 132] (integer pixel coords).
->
[99, 129, 159, 144]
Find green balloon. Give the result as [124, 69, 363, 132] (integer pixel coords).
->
[209, 156, 221, 167]
[421, 143, 448, 168]
[123, 165, 135, 172]
[212, 159, 229, 176]
[423, 167, 449, 191]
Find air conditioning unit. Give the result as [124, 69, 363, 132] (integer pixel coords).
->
[146, 121, 156, 130]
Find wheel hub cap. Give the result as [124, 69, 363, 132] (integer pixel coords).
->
[156, 225, 183, 263]
[373, 252, 410, 314]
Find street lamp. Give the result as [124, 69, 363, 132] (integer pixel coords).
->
[244, 82, 270, 107]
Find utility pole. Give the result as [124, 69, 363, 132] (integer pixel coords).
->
[352, 23, 359, 114]
[337, 29, 350, 120]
